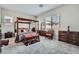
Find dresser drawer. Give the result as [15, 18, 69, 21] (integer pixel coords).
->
[59, 31, 79, 46]
[59, 31, 67, 42]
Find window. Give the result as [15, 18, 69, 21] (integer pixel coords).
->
[41, 15, 60, 30]
[45, 16, 51, 29]
[52, 15, 60, 24]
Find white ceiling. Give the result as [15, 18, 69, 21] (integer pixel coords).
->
[0, 4, 61, 16]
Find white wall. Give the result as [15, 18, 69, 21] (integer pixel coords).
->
[38, 5, 79, 39]
[0, 7, 35, 34]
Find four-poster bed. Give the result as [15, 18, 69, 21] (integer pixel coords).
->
[15, 17, 40, 45]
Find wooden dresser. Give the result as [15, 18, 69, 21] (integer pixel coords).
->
[59, 31, 79, 46]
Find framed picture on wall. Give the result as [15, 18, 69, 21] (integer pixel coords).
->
[4, 16, 13, 25]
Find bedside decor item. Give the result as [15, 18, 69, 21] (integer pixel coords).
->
[68, 26, 70, 32]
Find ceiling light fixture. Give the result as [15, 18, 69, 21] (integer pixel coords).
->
[39, 4, 43, 7]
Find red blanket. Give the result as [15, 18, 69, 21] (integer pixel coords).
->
[24, 33, 39, 39]
[24, 34, 32, 39]
[31, 33, 39, 37]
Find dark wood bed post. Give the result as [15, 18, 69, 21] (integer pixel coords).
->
[34, 16, 38, 30]
[51, 16, 53, 29]
[16, 17, 19, 36]
[38, 21, 39, 30]
[34, 21, 36, 30]
[29, 22, 30, 31]
[14, 22, 16, 33]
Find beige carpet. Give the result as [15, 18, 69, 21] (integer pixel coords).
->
[1, 36, 79, 54]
